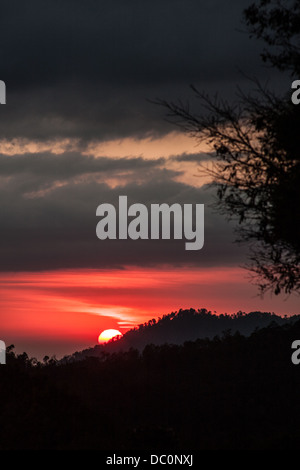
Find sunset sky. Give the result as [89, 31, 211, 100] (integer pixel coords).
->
[0, 0, 298, 360]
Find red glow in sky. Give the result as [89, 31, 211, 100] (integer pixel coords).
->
[0, 266, 298, 359]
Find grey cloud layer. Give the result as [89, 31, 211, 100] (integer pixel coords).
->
[0, 151, 246, 271]
[0, 1, 270, 271]
[0, 152, 165, 179]
[0, 0, 282, 141]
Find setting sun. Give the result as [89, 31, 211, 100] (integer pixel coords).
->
[98, 329, 123, 343]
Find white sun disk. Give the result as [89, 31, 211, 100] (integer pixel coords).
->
[98, 329, 123, 343]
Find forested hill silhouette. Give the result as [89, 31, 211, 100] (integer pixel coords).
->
[68, 308, 300, 361]
[3, 315, 300, 449]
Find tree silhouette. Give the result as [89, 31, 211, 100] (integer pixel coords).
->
[244, 0, 300, 76]
[155, 0, 300, 295]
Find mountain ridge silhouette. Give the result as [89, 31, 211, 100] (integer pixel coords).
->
[65, 308, 300, 361]
[3, 310, 300, 449]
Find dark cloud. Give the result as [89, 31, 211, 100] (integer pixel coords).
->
[0, 152, 246, 271]
[1, 0, 259, 87]
[0, 1, 281, 272]
[0, 0, 286, 141]
[170, 152, 213, 162]
[0, 151, 165, 179]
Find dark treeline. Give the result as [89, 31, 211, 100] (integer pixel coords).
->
[1, 314, 300, 449]
[71, 308, 299, 359]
